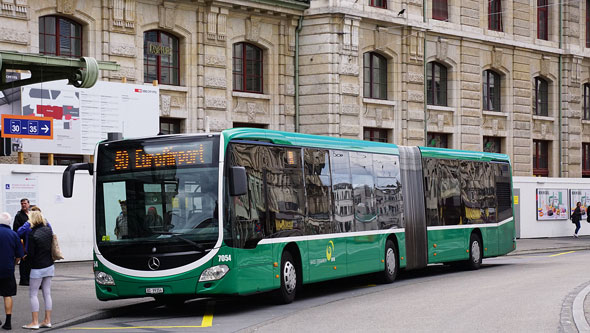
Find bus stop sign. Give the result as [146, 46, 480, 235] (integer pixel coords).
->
[1, 114, 53, 140]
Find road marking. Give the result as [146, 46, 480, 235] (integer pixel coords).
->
[68, 301, 215, 330]
[549, 251, 576, 257]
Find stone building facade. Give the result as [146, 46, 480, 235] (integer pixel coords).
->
[0, 0, 589, 178]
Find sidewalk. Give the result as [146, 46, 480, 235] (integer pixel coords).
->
[5, 237, 590, 331]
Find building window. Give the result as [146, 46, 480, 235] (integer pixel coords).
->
[363, 128, 388, 143]
[537, 0, 549, 40]
[534, 77, 549, 116]
[584, 84, 590, 120]
[159, 118, 181, 134]
[233, 43, 263, 93]
[432, 0, 448, 21]
[427, 62, 447, 106]
[533, 140, 549, 177]
[369, 0, 386, 9]
[40, 154, 83, 166]
[488, 0, 503, 31]
[233, 122, 267, 129]
[483, 70, 501, 112]
[39, 16, 82, 57]
[483, 136, 502, 153]
[363, 52, 387, 100]
[144, 30, 180, 85]
[427, 133, 449, 148]
[583, 143, 590, 177]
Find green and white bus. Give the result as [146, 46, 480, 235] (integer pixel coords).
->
[63, 128, 515, 304]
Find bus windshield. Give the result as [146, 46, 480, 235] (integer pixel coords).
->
[95, 136, 220, 253]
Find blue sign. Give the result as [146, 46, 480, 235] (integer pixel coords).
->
[1, 115, 53, 140]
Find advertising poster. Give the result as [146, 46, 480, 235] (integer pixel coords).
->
[570, 189, 590, 221]
[19, 80, 159, 155]
[2, 175, 38, 215]
[536, 189, 568, 221]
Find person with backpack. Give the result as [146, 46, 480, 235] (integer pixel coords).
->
[571, 201, 582, 238]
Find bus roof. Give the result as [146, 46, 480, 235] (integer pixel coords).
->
[222, 128, 400, 155]
[221, 128, 510, 163]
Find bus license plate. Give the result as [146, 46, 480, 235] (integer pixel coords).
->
[145, 287, 164, 294]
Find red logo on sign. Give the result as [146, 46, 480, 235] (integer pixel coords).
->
[135, 89, 142, 93]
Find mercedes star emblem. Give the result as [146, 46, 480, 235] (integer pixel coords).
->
[148, 257, 160, 270]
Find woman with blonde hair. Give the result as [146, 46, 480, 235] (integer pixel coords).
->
[22, 211, 53, 330]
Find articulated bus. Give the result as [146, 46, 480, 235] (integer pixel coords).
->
[63, 128, 515, 304]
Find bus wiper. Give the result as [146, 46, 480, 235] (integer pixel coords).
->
[152, 231, 206, 251]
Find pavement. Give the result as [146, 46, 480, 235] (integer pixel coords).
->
[2, 236, 590, 331]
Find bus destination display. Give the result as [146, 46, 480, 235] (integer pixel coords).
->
[111, 141, 212, 171]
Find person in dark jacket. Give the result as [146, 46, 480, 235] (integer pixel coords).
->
[21, 211, 53, 330]
[13, 198, 30, 286]
[0, 212, 24, 330]
[571, 201, 582, 238]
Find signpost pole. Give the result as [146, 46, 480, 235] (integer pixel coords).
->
[17, 151, 23, 164]
[48, 153, 54, 165]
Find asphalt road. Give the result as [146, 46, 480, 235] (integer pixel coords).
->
[61, 249, 590, 332]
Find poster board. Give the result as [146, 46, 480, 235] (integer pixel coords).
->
[536, 189, 568, 221]
[569, 189, 590, 221]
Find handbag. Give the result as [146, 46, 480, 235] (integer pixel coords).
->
[51, 234, 64, 261]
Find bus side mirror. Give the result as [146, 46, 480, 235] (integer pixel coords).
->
[229, 166, 247, 197]
[62, 162, 94, 198]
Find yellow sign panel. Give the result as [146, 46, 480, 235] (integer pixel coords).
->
[514, 195, 519, 205]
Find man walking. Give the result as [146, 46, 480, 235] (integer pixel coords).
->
[13, 199, 30, 286]
[0, 212, 24, 330]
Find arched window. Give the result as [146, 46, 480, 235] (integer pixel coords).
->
[144, 30, 180, 86]
[232, 43, 263, 93]
[39, 16, 82, 57]
[534, 77, 549, 116]
[363, 52, 387, 100]
[427, 62, 447, 106]
[482, 70, 501, 111]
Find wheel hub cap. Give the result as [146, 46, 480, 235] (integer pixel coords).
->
[471, 241, 481, 263]
[284, 261, 296, 294]
[386, 248, 396, 275]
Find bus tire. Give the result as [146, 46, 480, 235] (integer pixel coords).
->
[274, 250, 297, 304]
[467, 233, 482, 270]
[381, 240, 398, 283]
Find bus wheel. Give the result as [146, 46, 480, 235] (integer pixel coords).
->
[274, 250, 297, 304]
[467, 233, 482, 270]
[381, 240, 398, 283]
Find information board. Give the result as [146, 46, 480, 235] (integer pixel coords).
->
[19, 80, 159, 154]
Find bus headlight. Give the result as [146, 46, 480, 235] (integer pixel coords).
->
[199, 265, 229, 282]
[95, 271, 115, 285]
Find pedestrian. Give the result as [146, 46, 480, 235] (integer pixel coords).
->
[571, 201, 582, 238]
[114, 200, 128, 239]
[0, 212, 24, 330]
[17, 207, 51, 262]
[13, 199, 30, 286]
[22, 211, 53, 330]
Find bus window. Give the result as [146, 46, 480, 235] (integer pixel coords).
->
[350, 151, 377, 231]
[102, 181, 127, 241]
[266, 147, 305, 237]
[331, 150, 353, 232]
[422, 158, 441, 226]
[460, 161, 484, 224]
[304, 149, 333, 235]
[439, 159, 461, 225]
[229, 144, 267, 248]
[373, 154, 403, 229]
[494, 162, 513, 222]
